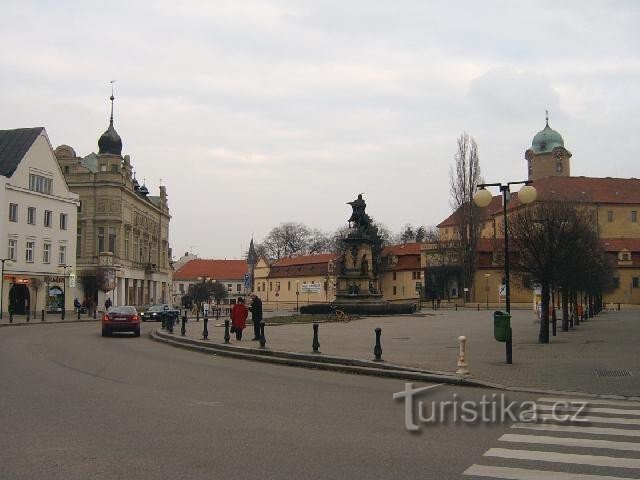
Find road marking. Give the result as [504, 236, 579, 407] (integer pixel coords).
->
[189, 400, 222, 407]
[484, 448, 640, 469]
[537, 397, 640, 408]
[512, 423, 640, 437]
[534, 404, 640, 416]
[463, 464, 637, 479]
[538, 413, 640, 426]
[500, 433, 640, 452]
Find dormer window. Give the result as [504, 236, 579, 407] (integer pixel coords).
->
[556, 161, 563, 173]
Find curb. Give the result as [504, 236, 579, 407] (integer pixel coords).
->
[151, 329, 640, 402]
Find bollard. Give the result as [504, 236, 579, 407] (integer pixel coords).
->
[196, 310, 200, 323]
[373, 327, 383, 361]
[181, 315, 187, 336]
[167, 313, 174, 334]
[41, 309, 45, 322]
[78, 310, 81, 320]
[456, 335, 470, 375]
[160, 315, 166, 331]
[259, 321, 266, 348]
[312, 322, 320, 353]
[26, 310, 30, 322]
[477, 304, 480, 311]
[618, 303, 621, 311]
[93, 309, 97, 320]
[9, 310, 13, 323]
[455, 304, 458, 311]
[224, 319, 231, 344]
[202, 313, 208, 339]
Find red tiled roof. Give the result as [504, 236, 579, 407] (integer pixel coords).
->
[272, 253, 338, 267]
[601, 238, 640, 252]
[439, 176, 640, 228]
[174, 259, 247, 280]
[382, 243, 423, 256]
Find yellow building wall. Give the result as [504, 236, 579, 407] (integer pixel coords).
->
[380, 270, 422, 302]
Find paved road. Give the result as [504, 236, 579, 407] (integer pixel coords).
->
[2, 322, 640, 479]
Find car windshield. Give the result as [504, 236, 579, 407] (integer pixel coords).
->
[148, 305, 167, 312]
[108, 306, 137, 315]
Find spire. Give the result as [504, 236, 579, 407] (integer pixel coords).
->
[109, 80, 115, 126]
[98, 81, 123, 156]
[545, 109, 549, 127]
[247, 237, 258, 265]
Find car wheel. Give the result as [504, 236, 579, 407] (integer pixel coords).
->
[134, 328, 140, 337]
[102, 327, 110, 337]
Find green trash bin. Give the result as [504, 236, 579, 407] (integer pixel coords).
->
[493, 311, 511, 342]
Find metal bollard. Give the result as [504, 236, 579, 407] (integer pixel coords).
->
[373, 327, 383, 361]
[224, 319, 230, 344]
[167, 314, 174, 334]
[41, 309, 45, 322]
[181, 315, 187, 336]
[456, 335, 470, 375]
[26, 310, 30, 322]
[78, 310, 81, 320]
[9, 311, 13, 323]
[259, 321, 266, 348]
[196, 310, 200, 323]
[93, 309, 97, 320]
[455, 304, 458, 311]
[202, 313, 208, 339]
[312, 322, 320, 353]
[477, 303, 480, 311]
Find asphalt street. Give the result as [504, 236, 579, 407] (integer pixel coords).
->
[1, 322, 639, 479]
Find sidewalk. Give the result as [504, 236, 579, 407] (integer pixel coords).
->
[171, 308, 640, 397]
[0, 311, 98, 326]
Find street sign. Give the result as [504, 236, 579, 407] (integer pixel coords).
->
[69, 272, 76, 288]
[301, 283, 321, 294]
[244, 273, 251, 289]
[499, 284, 506, 297]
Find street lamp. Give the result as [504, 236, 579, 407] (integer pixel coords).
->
[59, 264, 71, 319]
[473, 181, 537, 364]
[484, 273, 491, 309]
[296, 281, 300, 312]
[1, 258, 13, 319]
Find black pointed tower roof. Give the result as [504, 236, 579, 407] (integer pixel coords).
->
[98, 87, 123, 156]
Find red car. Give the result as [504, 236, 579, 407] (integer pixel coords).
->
[102, 306, 140, 337]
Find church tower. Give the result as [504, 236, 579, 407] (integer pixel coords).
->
[525, 113, 572, 181]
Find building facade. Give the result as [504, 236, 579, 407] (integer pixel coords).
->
[55, 95, 172, 310]
[430, 118, 640, 306]
[172, 258, 248, 306]
[1, 127, 79, 315]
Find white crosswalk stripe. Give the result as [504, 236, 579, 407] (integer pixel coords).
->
[463, 395, 640, 479]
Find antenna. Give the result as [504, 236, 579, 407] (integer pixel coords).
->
[109, 80, 116, 125]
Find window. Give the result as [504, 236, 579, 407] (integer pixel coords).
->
[108, 227, 117, 254]
[227, 283, 232, 292]
[392, 272, 397, 281]
[44, 210, 52, 227]
[27, 207, 36, 225]
[100, 164, 107, 172]
[270, 282, 273, 291]
[7, 238, 17, 261]
[64, 166, 69, 174]
[288, 281, 291, 291]
[78, 201, 82, 213]
[60, 213, 68, 230]
[25, 241, 35, 263]
[556, 161, 563, 173]
[393, 286, 397, 295]
[58, 245, 67, 265]
[613, 277, 620, 289]
[28, 174, 52, 195]
[632, 211, 637, 223]
[76, 227, 82, 256]
[111, 164, 118, 173]
[607, 211, 614, 222]
[124, 232, 130, 259]
[237, 284, 241, 292]
[9, 203, 18, 222]
[43, 243, 51, 264]
[97, 227, 105, 253]
[179, 284, 185, 294]
[633, 277, 639, 289]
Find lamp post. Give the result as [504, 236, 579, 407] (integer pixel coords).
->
[0, 258, 12, 320]
[473, 181, 537, 364]
[296, 281, 299, 312]
[484, 273, 491, 309]
[59, 264, 71, 319]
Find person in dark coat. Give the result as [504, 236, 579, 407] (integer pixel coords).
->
[249, 294, 263, 340]
[105, 297, 112, 311]
[230, 297, 248, 340]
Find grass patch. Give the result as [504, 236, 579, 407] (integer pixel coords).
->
[266, 314, 351, 325]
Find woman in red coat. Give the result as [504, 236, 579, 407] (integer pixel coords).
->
[230, 297, 249, 340]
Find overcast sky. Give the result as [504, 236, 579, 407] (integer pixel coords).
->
[2, 1, 639, 259]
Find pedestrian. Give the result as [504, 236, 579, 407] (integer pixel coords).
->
[74, 298, 81, 313]
[105, 297, 112, 311]
[230, 297, 248, 341]
[203, 301, 210, 318]
[249, 293, 263, 340]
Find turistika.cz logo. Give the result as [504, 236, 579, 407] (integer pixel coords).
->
[392, 383, 588, 431]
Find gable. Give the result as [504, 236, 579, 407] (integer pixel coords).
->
[0, 127, 44, 177]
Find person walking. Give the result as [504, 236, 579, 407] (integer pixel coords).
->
[104, 297, 112, 311]
[249, 293, 263, 340]
[230, 297, 248, 341]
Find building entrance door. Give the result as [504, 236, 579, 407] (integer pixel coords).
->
[9, 284, 30, 314]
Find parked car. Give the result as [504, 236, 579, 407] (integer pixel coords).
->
[140, 304, 179, 323]
[102, 306, 140, 337]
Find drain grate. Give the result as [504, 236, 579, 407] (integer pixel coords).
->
[594, 369, 632, 378]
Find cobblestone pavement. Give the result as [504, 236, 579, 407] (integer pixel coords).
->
[180, 308, 639, 397]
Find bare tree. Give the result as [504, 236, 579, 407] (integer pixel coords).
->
[260, 222, 311, 259]
[449, 133, 482, 299]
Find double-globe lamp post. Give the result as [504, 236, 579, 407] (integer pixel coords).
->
[473, 181, 537, 364]
[59, 264, 71, 320]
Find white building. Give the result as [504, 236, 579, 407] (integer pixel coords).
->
[1, 128, 79, 316]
